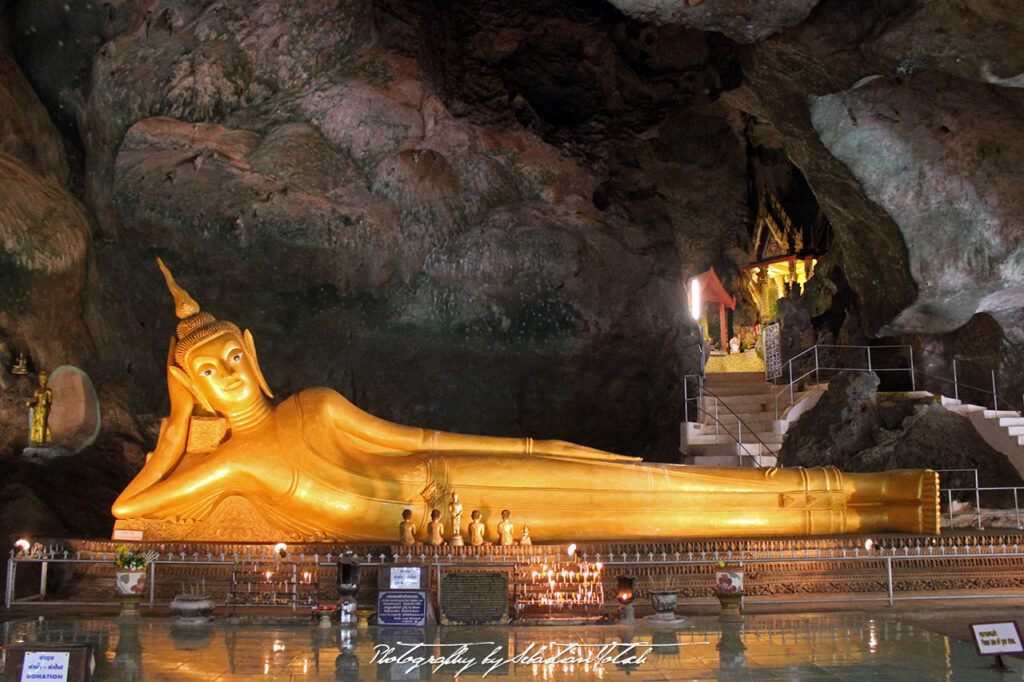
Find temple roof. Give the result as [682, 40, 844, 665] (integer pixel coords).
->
[694, 266, 736, 310]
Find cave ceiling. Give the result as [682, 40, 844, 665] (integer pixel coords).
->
[0, 0, 1022, 458]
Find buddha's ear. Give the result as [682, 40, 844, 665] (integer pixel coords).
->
[168, 364, 214, 414]
[243, 329, 274, 399]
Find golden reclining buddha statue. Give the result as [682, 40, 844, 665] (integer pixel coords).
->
[111, 261, 940, 543]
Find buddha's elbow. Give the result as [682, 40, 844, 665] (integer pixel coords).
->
[112, 494, 140, 519]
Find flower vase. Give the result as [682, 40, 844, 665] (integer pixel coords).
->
[714, 567, 743, 622]
[116, 570, 146, 618]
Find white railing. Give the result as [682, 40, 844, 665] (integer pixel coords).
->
[770, 344, 1023, 420]
[772, 344, 915, 419]
[9, 543, 1024, 611]
[936, 468, 982, 529]
[915, 347, 1022, 413]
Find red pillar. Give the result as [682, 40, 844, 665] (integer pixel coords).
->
[719, 303, 728, 353]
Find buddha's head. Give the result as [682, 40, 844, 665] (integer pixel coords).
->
[158, 259, 273, 416]
[38, 371, 48, 387]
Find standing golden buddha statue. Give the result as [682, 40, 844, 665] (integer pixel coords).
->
[27, 371, 53, 446]
[111, 260, 940, 543]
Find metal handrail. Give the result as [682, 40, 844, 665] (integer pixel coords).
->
[936, 468, 982, 529]
[915, 346, 1021, 412]
[941, 486, 1024, 531]
[683, 374, 774, 467]
[772, 345, 915, 417]
[770, 342, 1022, 419]
[682, 373, 702, 423]
[10, 545, 1024, 611]
[700, 385, 775, 467]
[688, 400, 770, 468]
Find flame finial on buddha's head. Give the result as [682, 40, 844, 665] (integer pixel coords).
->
[156, 258, 273, 400]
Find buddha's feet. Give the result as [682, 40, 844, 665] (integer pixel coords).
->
[846, 469, 940, 534]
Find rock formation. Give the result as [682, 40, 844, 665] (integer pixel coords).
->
[1, 0, 1023, 547]
[779, 372, 1024, 503]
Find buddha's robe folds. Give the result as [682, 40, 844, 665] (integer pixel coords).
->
[112, 388, 940, 542]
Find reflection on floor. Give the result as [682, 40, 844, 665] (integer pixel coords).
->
[1, 611, 1019, 680]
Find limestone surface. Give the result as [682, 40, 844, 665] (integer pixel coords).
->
[810, 72, 1024, 335]
[2, 0, 1024, 468]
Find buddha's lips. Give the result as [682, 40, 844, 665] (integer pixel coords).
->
[222, 379, 244, 392]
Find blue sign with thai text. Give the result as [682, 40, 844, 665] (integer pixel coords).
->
[377, 590, 427, 626]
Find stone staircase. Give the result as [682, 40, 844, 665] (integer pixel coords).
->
[680, 371, 828, 468]
[680, 372, 780, 467]
[939, 396, 1024, 480]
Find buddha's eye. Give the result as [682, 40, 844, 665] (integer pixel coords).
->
[230, 352, 243, 363]
[200, 368, 214, 377]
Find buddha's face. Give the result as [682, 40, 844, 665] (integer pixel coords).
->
[186, 333, 262, 414]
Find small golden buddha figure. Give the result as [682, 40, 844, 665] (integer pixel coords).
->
[399, 509, 416, 546]
[519, 526, 532, 546]
[26, 371, 53, 445]
[497, 509, 515, 546]
[110, 260, 941, 542]
[426, 509, 444, 546]
[448, 492, 464, 546]
[468, 510, 486, 546]
[11, 352, 29, 375]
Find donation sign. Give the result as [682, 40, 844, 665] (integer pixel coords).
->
[20, 651, 69, 682]
[389, 566, 422, 589]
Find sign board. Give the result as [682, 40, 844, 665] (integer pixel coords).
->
[377, 590, 428, 626]
[763, 322, 781, 380]
[378, 565, 428, 591]
[111, 529, 144, 542]
[21, 652, 69, 682]
[389, 566, 421, 590]
[3, 644, 92, 682]
[439, 568, 510, 625]
[971, 622, 1024, 656]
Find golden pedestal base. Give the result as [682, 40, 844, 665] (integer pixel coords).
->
[117, 595, 142, 619]
[113, 497, 294, 542]
[717, 592, 743, 622]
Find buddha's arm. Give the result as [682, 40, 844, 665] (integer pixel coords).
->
[112, 357, 193, 510]
[319, 389, 636, 461]
[111, 453, 239, 520]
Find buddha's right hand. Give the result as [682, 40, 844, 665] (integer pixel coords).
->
[115, 340, 194, 507]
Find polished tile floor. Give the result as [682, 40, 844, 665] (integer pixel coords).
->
[2, 611, 1023, 681]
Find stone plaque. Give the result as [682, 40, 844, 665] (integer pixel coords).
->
[439, 568, 510, 625]
[377, 590, 428, 626]
[47, 365, 100, 452]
